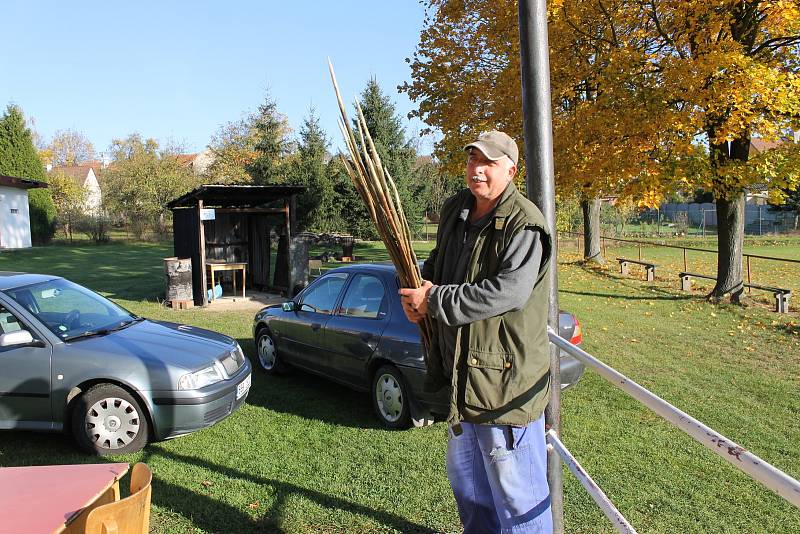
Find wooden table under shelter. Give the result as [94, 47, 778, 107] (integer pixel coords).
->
[206, 260, 247, 300]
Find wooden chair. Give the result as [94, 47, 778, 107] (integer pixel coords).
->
[84, 463, 152, 534]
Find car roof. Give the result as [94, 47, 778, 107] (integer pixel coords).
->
[0, 272, 62, 291]
[326, 263, 397, 275]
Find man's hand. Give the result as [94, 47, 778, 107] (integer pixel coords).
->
[399, 280, 434, 324]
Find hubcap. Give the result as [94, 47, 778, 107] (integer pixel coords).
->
[375, 373, 403, 422]
[258, 335, 276, 370]
[85, 397, 140, 450]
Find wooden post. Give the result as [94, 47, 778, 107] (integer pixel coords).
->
[198, 200, 208, 306]
[285, 198, 292, 294]
[747, 255, 752, 293]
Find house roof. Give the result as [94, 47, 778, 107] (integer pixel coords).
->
[49, 165, 97, 186]
[749, 138, 785, 154]
[167, 184, 306, 209]
[175, 154, 198, 166]
[0, 175, 49, 189]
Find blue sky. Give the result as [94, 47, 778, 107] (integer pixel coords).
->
[1, 1, 434, 157]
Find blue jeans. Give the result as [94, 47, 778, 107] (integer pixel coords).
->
[446, 415, 552, 534]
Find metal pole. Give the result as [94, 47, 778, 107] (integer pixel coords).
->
[518, 1, 563, 531]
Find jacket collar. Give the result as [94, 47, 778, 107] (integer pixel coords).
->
[458, 182, 519, 220]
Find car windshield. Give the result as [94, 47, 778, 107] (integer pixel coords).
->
[5, 278, 138, 341]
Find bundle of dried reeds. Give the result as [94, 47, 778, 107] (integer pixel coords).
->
[328, 61, 433, 355]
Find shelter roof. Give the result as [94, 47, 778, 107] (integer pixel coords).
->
[167, 184, 306, 209]
[0, 175, 49, 189]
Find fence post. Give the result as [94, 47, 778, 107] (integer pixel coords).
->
[683, 248, 687, 272]
[747, 256, 752, 292]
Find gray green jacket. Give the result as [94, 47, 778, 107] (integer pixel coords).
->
[422, 184, 552, 425]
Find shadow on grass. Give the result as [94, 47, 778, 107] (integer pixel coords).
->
[145, 447, 439, 533]
[237, 341, 381, 431]
[560, 289, 694, 302]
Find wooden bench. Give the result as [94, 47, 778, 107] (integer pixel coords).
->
[678, 272, 792, 313]
[617, 257, 657, 282]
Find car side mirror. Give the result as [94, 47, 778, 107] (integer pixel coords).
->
[0, 330, 36, 347]
[282, 301, 296, 312]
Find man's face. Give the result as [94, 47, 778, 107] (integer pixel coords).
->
[465, 148, 516, 203]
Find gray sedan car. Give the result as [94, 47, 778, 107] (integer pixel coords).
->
[254, 264, 583, 428]
[0, 272, 251, 455]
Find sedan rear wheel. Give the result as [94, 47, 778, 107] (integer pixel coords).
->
[372, 365, 411, 429]
[256, 329, 284, 374]
[72, 384, 149, 455]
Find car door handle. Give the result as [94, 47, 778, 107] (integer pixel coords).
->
[311, 323, 322, 331]
[359, 332, 374, 342]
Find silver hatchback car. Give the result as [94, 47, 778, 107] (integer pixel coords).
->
[0, 272, 251, 455]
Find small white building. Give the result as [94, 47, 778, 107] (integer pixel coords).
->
[0, 175, 48, 249]
[49, 164, 103, 213]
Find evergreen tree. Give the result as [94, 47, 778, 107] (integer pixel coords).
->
[328, 155, 378, 240]
[286, 109, 335, 232]
[0, 105, 56, 244]
[353, 79, 424, 236]
[245, 93, 290, 185]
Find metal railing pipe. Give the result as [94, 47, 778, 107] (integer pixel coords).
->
[546, 430, 637, 534]
[547, 329, 800, 508]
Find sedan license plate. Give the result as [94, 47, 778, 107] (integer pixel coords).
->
[236, 373, 251, 400]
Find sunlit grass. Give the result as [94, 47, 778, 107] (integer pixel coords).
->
[0, 240, 796, 533]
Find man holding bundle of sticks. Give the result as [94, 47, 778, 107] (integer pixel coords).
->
[400, 130, 553, 534]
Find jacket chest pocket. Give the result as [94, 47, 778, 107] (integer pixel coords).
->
[463, 350, 518, 410]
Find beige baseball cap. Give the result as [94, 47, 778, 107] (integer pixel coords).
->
[464, 130, 519, 165]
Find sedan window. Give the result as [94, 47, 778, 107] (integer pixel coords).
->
[0, 305, 23, 335]
[339, 275, 387, 319]
[6, 279, 135, 340]
[299, 272, 348, 314]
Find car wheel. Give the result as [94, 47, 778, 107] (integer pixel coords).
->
[71, 384, 149, 456]
[256, 328, 284, 374]
[372, 365, 411, 429]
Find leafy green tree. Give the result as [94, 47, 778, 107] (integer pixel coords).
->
[246, 93, 291, 185]
[285, 109, 335, 232]
[354, 79, 424, 235]
[49, 170, 88, 243]
[0, 104, 56, 244]
[205, 115, 257, 185]
[102, 134, 200, 238]
[48, 129, 96, 166]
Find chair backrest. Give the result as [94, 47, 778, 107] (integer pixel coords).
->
[85, 463, 152, 534]
[129, 462, 152, 494]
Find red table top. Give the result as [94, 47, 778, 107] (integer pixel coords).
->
[0, 463, 129, 534]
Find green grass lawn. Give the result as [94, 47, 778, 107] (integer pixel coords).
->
[0, 240, 797, 533]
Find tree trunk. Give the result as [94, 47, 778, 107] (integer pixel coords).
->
[707, 133, 749, 304]
[581, 197, 604, 264]
[710, 191, 745, 302]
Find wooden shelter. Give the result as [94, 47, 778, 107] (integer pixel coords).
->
[167, 185, 306, 306]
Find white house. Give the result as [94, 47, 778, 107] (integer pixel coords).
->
[48, 164, 103, 213]
[0, 175, 48, 249]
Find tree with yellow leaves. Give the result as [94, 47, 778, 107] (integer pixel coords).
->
[401, 0, 678, 264]
[404, 0, 800, 302]
[628, 0, 800, 301]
